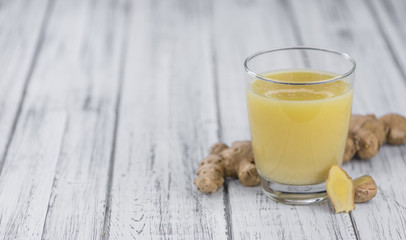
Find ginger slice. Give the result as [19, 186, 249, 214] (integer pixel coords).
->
[326, 165, 355, 213]
[353, 175, 377, 203]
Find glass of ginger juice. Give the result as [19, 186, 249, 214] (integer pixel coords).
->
[244, 47, 356, 204]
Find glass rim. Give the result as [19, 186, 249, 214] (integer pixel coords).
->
[244, 47, 356, 85]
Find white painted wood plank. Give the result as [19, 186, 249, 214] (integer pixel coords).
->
[288, 0, 406, 239]
[106, 0, 228, 239]
[370, 0, 406, 78]
[0, 0, 50, 164]
[1, 0, 130, 239]
[212, 0, 357, 239]
[0, 112, 66, 240]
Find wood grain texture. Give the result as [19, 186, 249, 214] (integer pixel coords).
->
[212, 0, 357, 239]
[370, 0, 406, 82]
[0, 112, 66, 239]
[1, 0, 130, 239]
[288, 0, 406, 239]
[0, 0, 51, 168]
[105, 0, 228, 239]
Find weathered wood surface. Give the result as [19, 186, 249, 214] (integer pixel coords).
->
[34, 0, 128, 239]
[0, 0, 51, 172]
[0, 113, 66, 239]
[0, 0, 405, 239]
[106, 1, 228, 239]
[0, 0, 129, 239]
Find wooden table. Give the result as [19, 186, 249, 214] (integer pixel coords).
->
[1, 0, 406, 239]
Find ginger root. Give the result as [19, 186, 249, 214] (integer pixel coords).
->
[326, 165, 355, 213]
[353, 175, 377, 203]
[344, 113, 406, 163]
[194, 141, 259, 193]
[327, 166, 377, 213]
[379, 114, 406, 145]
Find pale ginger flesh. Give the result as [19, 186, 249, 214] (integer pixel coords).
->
[326, 165, 355, 213]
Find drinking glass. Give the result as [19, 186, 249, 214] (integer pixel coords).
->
[244, 47, 356, 204]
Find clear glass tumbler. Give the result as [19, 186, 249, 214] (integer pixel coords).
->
[244, 47, 356, 204]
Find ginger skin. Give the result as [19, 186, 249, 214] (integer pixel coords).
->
[353, 175, 377, 203]
[344, 113, 406, 163]
[194, 141, 260, 193]
[379, 114, 406, 145]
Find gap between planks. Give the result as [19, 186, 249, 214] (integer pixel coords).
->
[101, 0, 132, 238]
[209, 2, 233, 238]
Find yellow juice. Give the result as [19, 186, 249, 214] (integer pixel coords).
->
[246, 70, 353, 185]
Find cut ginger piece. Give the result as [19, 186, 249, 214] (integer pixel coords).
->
[326, 165, 355, 213]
